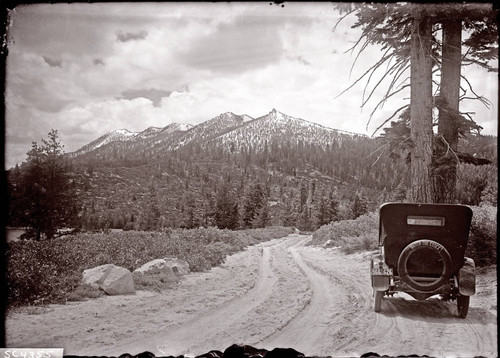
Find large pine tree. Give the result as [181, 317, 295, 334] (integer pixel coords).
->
[214, 182, 239, 230]
[334, 3, 498, 203]
[17, 130, 79, 240]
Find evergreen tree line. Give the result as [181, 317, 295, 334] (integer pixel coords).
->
[7, 130, 496, 240]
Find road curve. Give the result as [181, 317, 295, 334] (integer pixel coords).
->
[6, 234, 497, 357]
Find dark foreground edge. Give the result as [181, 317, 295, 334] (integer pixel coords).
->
[63, 343, 444, 358]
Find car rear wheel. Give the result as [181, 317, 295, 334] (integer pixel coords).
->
[374, 291, 384, 312]
[457, 295, 470, 318]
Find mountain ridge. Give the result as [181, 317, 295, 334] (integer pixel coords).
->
[69, 109, 364, 160]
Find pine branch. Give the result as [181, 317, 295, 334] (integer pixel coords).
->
[460, 74, 493, 107]
[371, 104, 409, 136]
[331, 8, 356, 34]
[362, 54, 406, 107]
[334, 48, 392, 99]
[334, 51, 394, 99]
[369, 84, 410, 121]
[435, 134, 460, 163]
[366, 61, 410, 127]
[350, 34, 376, 78]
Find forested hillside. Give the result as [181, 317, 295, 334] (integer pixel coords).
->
[6, 110, 497, 234]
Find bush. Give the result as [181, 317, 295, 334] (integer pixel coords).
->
[6, 226, 293, 307]
[466, 204, 497, 267]
[313, 205, 496, 264]
[340, 234, 378, 254]
[133, 268, 181, 292]
[311, 212, 378, 249]
[242, 226, 295, 242]
[123, 222, 134, 231]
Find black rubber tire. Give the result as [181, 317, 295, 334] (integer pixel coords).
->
[457, 295, 470, 319]
[374, 291, 384, 312]
[397, 239, 453, 292]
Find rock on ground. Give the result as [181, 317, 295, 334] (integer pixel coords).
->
[163, 257, 190, 275]
[134, 259, 176, 276]
[134, 258, 190, 276]
[82, 264, 115, 289]
[83, 264, 135, 295]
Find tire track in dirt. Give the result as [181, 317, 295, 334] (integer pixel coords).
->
[101, 246, 277, 356]
[256, 244, 339, 354]
[291, 248, 378, 357]
[99, 235, 311, 357]
[7, 234, 496, 357]
[262, 245, 497, 358]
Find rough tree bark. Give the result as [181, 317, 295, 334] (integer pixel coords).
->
[409, 10, 434, 203]
[434, 19, 462, 203]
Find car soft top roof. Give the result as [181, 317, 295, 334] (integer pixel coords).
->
[378, 202, 473, 247]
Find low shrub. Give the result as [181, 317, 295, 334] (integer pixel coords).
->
[132, 268, 181, 292]
[313, 205, 496, 265]
[65, 283, 104, 302]
[6, 226, 293, 307]
[311, 212, 378, 250]
[242, 226, 295, 242]
[466, 204, 497, 267]
[340, 234, 378, 254]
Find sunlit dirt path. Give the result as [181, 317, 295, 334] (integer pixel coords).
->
[6, 234, 497, 357]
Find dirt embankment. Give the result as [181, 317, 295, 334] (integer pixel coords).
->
[6, 234, 497, 357]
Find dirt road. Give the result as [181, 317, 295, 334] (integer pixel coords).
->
[6, 234, 497, 357]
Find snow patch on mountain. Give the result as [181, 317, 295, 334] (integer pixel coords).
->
[209, 108, 358, 154]
[166, 112, 251, 150]
[177, 123, 193, 131]
[135, 127, 163, 139]
[242, 114, 254, 123]
[159, 123, 193, 134]
[69, 109, 362, 158]
[71, 129, 139, 156]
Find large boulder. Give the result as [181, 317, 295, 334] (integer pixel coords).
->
[82, 264, 115, 289]
[134, 259, 175, 275]
[134, 257, 190, 276]
[164, 257, 190, 275]
[82, 264, 135, 295]
[101, 266, 135, 295]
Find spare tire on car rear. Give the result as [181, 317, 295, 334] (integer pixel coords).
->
[397, 239, 453, 292]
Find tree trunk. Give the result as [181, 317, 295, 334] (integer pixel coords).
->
[409, 10, 434, 203]
[434, 19, 462, 203]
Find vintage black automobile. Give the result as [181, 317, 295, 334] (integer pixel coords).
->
[371, 203, 475, 318]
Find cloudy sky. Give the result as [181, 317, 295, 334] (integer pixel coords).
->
[4, 2, 498, 169]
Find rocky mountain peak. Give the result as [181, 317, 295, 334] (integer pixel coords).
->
[69, 109, 362, 159]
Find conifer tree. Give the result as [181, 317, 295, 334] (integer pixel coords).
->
[253, 203, 269, 229]
[352, 192, 369, 219]
[18, 130, 79, 240]
[214, 182, 239, 230]
[242, 183, 266, 228]
[139, 184, 161, 230]
[327, 189, 340, 223]
[334, 3, 498, 202]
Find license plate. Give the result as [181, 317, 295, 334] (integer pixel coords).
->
[372, 266, 393, 276]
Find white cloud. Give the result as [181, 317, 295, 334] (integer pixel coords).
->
[4, 2, 498, 169]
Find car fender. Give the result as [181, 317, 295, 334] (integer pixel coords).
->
[458, 257, 476, 296]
